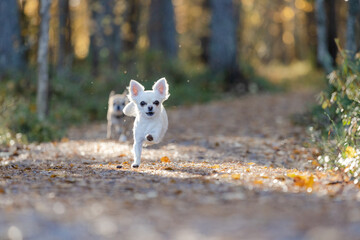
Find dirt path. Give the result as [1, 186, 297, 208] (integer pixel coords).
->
[1, 91, 360, 240]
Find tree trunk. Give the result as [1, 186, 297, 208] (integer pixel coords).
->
[103, 0, 122, 70]
[315, 0, 333, 74]
[37, 0, 52, 121]
[57, 0, 72, 72]
[200, 0, 210, 64]
[148, 0, 177, 58]
[325, 0, 337, 65]
[0, 0, 23, 74]
[346, 0, 360, 59]
[124, 0, 140, 52]
[209, 0, 246, 91]
[89, 0, 102, 77]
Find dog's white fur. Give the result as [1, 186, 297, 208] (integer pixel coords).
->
[123, 78, 169, 168]
[107, 90, 131, 142]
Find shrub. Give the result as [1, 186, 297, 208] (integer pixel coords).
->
[315, 48, 360, 181]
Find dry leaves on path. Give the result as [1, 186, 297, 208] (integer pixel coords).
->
[1, 91, 360, 240]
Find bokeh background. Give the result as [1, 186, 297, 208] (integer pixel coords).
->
[0, 0, 359, 143]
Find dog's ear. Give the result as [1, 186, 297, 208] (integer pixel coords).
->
[129, 80, 144, 98]
[152, 77, 169, 101]
[122, 89, 128, 96]
[109, 91, 115, 97]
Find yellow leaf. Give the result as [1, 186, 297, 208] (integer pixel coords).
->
[123, 161, 129, 165]
[288, 173, 314, 188]
[305, 175, 314, 188]
[211, 164, 220, 169]
[50, 174, 57, 178]
[247, 162, 255, 165]
[61, 137, 69, 142]
[119, 153, 126, 157]
[231, 173, 241, 180]
[311, 160, 320, 166]
[287, 172, 297, 178]
[246, 168, 251, 172]
[161, 156, 170, 163]
[253, 180, 263, 185]
[345, 146, 356, 158]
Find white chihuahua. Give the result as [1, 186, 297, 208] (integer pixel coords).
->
[123, 78, 170, 168]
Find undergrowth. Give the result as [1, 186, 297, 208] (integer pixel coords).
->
[311, 47, 360, 182]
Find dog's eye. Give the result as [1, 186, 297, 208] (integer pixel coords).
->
[153, 100, 159, 106]
[140, 101, 147, 107]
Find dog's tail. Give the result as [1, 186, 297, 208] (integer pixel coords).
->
[123, 102, 137, 117]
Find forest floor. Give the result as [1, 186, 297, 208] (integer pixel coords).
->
[1, 91, 360, 240]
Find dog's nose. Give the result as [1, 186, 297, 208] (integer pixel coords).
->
[117, 106, 121, 111]
[148, 106, 153, 111]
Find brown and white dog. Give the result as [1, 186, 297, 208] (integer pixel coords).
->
[106, 90, 132, 141]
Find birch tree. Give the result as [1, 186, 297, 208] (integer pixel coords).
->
[37, 0, 52, 121]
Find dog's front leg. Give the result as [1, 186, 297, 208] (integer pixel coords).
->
[145, 128, 162, 144]
[132, 139, 143, 168]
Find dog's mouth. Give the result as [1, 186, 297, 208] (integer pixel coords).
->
[146, 112, 154, 116]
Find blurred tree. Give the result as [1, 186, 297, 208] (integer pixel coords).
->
[209, 0, 246, 91]
[346, 0, 360, 59]
[199, 0, 210, 64]
[89, 0, 122, 73]
[89, 0, 102, 76]
[315, 0, 333, 73]
[325, 0, 337, 65]
[148, 0, 177, 57]
[0, 0, 23, 75]
[57, 0, 72, 72]
[37, 0, 52, 120]
[103, 0, 122, 70]
[124, 0, 140, 52]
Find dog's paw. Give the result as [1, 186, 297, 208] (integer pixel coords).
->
[146, 134, 153, 141]
[131, 163, 140, 168]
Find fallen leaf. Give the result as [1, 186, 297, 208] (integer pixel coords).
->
[161, 156, 170, 163]
[247, 162, 255, 165]
[211, 164, 220, 169]
[311, 160, 320, 166]
[119, 154, 127, 157]
[253, 180, 263, 185]
[288, 173, 314, 188]
[231, 173, 241, 180]
[61, 137, 69, 142]
[0, 187, 5, 194]
[50, 174, 57, 178]
[162, 167, 174, 171]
